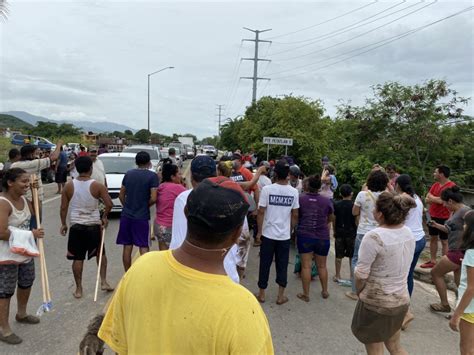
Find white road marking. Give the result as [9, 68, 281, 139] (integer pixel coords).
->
[43, 195, 61, 204]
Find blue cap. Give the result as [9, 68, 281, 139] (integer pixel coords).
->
[191, 155, 216, 177]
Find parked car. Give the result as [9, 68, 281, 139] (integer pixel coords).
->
[122, 145, 161, 172]
[11, 134, 56, 150]
[184, 144, 195, 159]
[168, 141, 186, 160]
[203, 145, 218, 160]
[99, 152, 138, 212]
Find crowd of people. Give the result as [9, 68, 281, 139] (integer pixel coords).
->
[0, 143, 472, 355]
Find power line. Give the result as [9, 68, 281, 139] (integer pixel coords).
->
[223, 41, 244, 115]
[269, 1, 420, 56]
[271, 6, 473, 80]
[269, 0, 436, 71]
[267, 1, 377, 40]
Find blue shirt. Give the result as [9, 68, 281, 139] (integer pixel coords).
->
[121, 169, 159, 220]
[58, 151, 68, 168]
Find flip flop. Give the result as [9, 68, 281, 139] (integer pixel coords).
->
[332, 276, 340, 282]
[254, 293, 265, 303]
[276, 296, 289, 305]
[297, 293, 310, 302]
[15, 314, 40, 324]
[321, 291, 329, 299]
[0, 333, 22, 345]
[430, 303, 451, 313]
[345, 291, 359, 301]
[101, 284, 115, 292]
[253, 240, 262, 247]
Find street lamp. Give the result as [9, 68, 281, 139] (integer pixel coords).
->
[147, 66, 174, 134]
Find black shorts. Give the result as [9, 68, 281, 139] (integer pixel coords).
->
[428, 217, 448, 240]
[67, 224, 103, 261]
[335, 229, 356, 259]
[55, 166, 68, 183]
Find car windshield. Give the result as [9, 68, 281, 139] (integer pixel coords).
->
[100, 156, 136, 174]
[204, 146, 214, 149]
[122, 148, 159, 160]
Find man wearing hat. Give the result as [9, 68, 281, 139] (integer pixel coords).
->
[256, 159, 299, 305]
[170, 156, 241, 283]
[230, 152, 260, 245]
[99, 177, 274, 354]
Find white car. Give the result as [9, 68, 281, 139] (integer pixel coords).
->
[99, 152, 138, 212]
[203, 145, 217, 160]
[122, 145, 161, 172]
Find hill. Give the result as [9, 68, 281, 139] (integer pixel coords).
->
[1, 111, 135, 133]
[0, 114, 33, 130]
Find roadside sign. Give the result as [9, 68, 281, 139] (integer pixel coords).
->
[263, 137, 293, 146]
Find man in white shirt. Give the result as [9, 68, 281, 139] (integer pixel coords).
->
[170, 156, 244, 283]
[256, 159, 299, 305]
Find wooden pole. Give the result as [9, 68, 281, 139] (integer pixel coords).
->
[31, 175, 48, 304]
[93, 228, 106, 302]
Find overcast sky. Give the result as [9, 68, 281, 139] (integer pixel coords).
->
[1, 0, 473, 138]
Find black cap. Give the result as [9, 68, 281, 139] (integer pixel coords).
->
[232, 152, 242, 161]
[186, 177, 249, 234]
[274, 159, 290, 177]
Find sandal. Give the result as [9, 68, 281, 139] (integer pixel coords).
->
[15, 314, 40, 324]
[430, 303, 451, 313]
[321, 291, 329, 299]
[0, 332, 22, 345]
[297, 293, 310, 302]
[253, 240, 262, 247]
[276, 296, 289, 305]
[332, 276, 340, 282]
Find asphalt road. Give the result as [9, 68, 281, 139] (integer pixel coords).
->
[1, 168, 460, 354]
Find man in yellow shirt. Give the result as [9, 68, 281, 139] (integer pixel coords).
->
[99, 176, 274, 354]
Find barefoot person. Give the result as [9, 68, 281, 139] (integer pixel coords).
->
[60, 156, 114, 298]
[449, 211, 474, 355]
[99, 177, 273, 354]
[429, 187, 471, 313]
[0, 169, 44, 345]
[296, 175, 334, 302]
[117, 151, 159, 271]
[352, 193, 415, 355]
[256, 159, 299, 305]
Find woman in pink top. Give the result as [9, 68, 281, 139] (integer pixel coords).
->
[154, 162, 186, 250]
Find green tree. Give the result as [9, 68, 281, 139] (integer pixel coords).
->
[124, 129, 133, 136]
[134, 129, 151, 143]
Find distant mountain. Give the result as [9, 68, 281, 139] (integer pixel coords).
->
[0, 114, 33, 130]
[1, 111, 135, 133]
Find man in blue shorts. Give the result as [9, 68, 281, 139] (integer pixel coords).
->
[117, 151, 159, 271]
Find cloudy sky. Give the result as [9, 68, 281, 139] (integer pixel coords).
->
[1, 0, 473, 138]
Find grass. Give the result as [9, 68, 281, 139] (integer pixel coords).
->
[0, 137, 14, 163]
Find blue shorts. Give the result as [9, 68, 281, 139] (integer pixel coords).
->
[116, 215, 150, 248]
[297, 236, 330, 256]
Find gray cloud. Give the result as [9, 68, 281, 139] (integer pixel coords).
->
[1, 1, 472, 138]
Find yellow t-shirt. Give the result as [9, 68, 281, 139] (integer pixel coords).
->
[99, 250, 274, 355]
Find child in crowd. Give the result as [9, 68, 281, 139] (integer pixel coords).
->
[333, 184, 357, 283]
[449, 210, 474, 355]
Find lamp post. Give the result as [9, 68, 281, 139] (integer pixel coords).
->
[147, 66, 174, 135]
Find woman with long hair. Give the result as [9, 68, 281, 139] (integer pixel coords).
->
[429, 186, 471, 312]
[0, 168, 44, 344]
[346, 170, 389, 300]
[449, 211, 474, 355]
[352, 192, 415, 355]
[395, 174, 426, 329]
[154, 162, 185, 250]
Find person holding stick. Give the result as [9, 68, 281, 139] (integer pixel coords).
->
[0, 168, 44, 345]
[60, 156, 113, 299]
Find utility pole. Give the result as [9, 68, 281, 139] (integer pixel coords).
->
[241, 28, 271, 104]
[216, 104, 224, 137]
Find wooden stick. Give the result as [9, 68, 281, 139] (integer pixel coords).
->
[42, 248, 52, 302]
[31, 175, 47, 304]
[93, 228, 106, 302]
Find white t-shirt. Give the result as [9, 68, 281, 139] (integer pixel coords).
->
[169, 189, 244, 284]
[404, 195, 425, 241]
[259, 183, 299, 240]
[91, 159, 106, 186]
[288, 179, 303, 194]
[258, 175, 272, 190]
[354, 190, 382, 235]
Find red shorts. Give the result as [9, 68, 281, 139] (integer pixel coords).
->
[447, 249, 464, 266]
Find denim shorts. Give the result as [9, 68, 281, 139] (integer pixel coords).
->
[297, 236, 330, 256]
